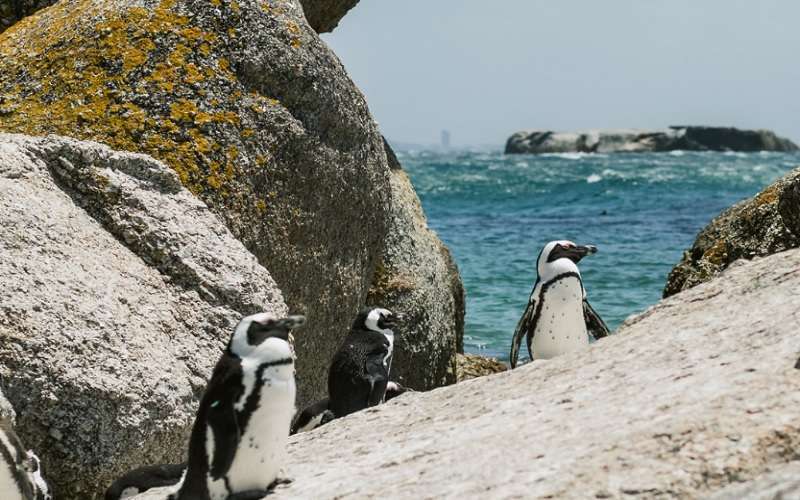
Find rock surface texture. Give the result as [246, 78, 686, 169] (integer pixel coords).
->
[366, 143, 465, 390]
[505, 126, 799, 154]
[0, 134, 286, 499]
[0, 0, 390, 407]
[664, 166, 800, 296]
[274, 248, 800, 499]
[708, 462, 800, 500]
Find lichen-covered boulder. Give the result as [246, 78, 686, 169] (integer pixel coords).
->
[0, 134, 286, 499]
[0, 0, 390, 407]
[664, 166, 800, 297]
[299, 0, 359, 32]
[366, 142, 465, 391]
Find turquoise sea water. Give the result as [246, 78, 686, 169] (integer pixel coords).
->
[398, 149, 800, 361]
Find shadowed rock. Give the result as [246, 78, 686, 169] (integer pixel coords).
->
[0, 134, 286, 498]
[299, 0, 359, 32]
[1, 0, 360, 33]
[273, 248, 800, 498]
[365, 140, 465, 391]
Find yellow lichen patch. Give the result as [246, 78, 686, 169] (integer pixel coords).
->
[702, 240, 729, 266]
[0, 0, 251, 198]
[754, 185, 780, 206]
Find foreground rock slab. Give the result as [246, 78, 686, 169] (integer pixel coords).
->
[664, 165, 800, 297]
[505, 126, 799, 154]
[276, 249, 800, 499]
[0, 134, 286, 498]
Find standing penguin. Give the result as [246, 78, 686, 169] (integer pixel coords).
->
[328, 307, 403, 418]
[510, 240, 609, 368]
[0, 417, 51, 500]
[105, 313, 305, 500]
[173, 312, 305, 500]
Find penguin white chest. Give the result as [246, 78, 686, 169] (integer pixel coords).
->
[207, 362, 295, 499]
[532, 276, 588, 359]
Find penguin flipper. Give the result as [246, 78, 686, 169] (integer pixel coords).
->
[510, 298, 537, 368]
[583, 300, 610, 340]
[105, 463, 186, 500]
[365, 344, 390, 407]
[206, 358, 244, 480]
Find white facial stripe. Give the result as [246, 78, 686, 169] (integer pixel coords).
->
[231, 313, 281, 357]
[364, 308, 391, 332]
[538, 240, 581, 282]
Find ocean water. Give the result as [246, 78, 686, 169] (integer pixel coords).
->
[398, 149, 800, 361]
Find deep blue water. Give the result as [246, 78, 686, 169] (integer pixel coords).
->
[398, 149, 799, 361]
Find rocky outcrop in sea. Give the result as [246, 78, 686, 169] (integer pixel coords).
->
[505, 126, 799, 154]
[664, 165, 800, 296]
[273, 248, 800, 498]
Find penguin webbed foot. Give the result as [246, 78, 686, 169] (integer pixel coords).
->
[320, 410, 335, 425]
[385, 381, 411, 401]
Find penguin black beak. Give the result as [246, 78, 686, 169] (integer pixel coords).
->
[561, 244, 597, 264]
[263, 315, 306, 342]
[381, 313, 404, 330]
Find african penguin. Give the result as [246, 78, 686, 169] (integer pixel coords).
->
[103, 313, 305, 500]
[510, 240, 609, 367]
[328, 307, 403, 418]
[0, 416, 51, 500]
[290, 398, 334, 435]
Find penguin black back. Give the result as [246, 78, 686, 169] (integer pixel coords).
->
[328, 307, 402, 418]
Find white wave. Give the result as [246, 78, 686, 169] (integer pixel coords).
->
[669, 150, 685, 156]
[586, 174, 602, 184]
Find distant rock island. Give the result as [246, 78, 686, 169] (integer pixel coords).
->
[505, 126, 799, 154]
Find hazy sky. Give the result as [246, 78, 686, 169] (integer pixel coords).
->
[323, 1, 800, 147]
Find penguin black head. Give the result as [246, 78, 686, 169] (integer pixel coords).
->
[229, 312, 306, 358]
[545, 241, 597, 264]
[537, 240, 597, 280]
[352, 307, 403, 333]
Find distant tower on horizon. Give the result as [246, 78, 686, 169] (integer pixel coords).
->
[441, 129, 451, 150]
